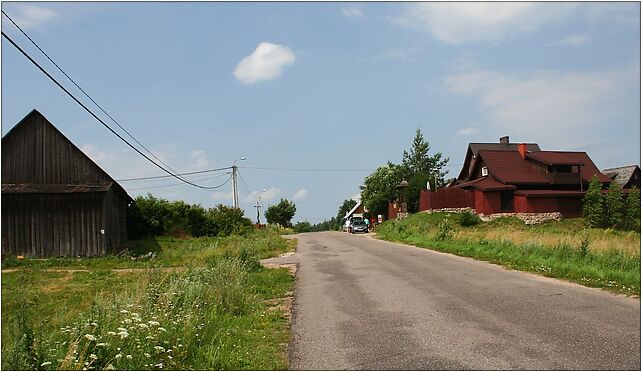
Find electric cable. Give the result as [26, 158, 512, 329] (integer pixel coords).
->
[1, 10, 181, 176]
[1, 31, 223, 190]
[117, 166, 233, 182]
[128, 174, 232, 191]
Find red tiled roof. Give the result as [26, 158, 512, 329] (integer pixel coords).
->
[478, 150, 611, 184]
[526, 151, 585, 166]
[454, 176, 516, 191]
[477, 150, 550, 184]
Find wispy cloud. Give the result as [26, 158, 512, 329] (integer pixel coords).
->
[373, 48, 421, 63]
[292, 188, 310, 201]
[351, 193, 361, 202]
[210, 190, 234, 201]
[189, 150, 209, 170]
[443, 64, 638, 151]
[6, 5, 57, 30]
[456, 128, 477, 136]
[394, 3, 576, 44]
[548, 34, 591, 47]
[234, 42, 296, 84]
[342, 7, 364, 19]
[243, 187, 281, 203]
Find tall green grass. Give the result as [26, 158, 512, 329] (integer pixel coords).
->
[1, 230, 294, 370]
[377, 213, 640, 295]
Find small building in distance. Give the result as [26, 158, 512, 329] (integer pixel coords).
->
[1, 109, 132, 258]
[421, 136, 612, 217]
[602, 165, 640, 189]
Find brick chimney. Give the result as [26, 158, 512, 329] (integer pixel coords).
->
[518, 143, 527, 159]
[499, 136, 509, 144]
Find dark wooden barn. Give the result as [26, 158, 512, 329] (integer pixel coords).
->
[1, 109, 132, 257]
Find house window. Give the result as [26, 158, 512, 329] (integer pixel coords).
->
[481, 166, 488, 177]
[500, 191, 514, 212]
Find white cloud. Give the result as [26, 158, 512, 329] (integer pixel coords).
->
[456, 128, 477, 136]
[342, 7, 364, 18]
[242, 186, 281, 203]
[8, 5, 57, 29]
[210, 190, 234, 201]
[443, 65, 638, 150]
[234, 42, 296, 84]
[189, 150, 209, 170]
[351, 193, 361, 202]
[292, 188, 310, 201]
[548, 34, 591, 47]
[373, 48, 421, 63]
[81, 143, 108, 162]
[395, 3, 576, 44]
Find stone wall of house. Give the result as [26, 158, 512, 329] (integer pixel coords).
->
[480, 212, 563, 225]
[421, 208, 562, 225]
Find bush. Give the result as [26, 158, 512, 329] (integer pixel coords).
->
[127, 195, 253, 239]
[605, 182, 623, 228]
[583, 176, 604, 228]
[436, 218, 454, 240]
[459, 211, 481, 226]
[265, 199, 297, 227]
[622, 187, 641, 231]
[293, 221, 312, 233]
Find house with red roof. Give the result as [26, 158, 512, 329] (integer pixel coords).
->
[420, 137, 612, 217]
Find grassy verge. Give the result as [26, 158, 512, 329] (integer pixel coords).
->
[1, 229, 295, 370]
[376, 212, 640, 296]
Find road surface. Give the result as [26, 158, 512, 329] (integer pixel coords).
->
[288, 232, 640, 370]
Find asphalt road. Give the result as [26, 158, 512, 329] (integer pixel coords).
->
[288, 232, 640, 370]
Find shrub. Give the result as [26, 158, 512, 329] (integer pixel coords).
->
[293, 221, 312, 233]
[604, 182, 623, 228]
[459, 211, 481, 227]
[583, 176, 604, 228]
[436, 218, 454, 240]
[265, 199, 297, 227]
[622, 187, 641, 231]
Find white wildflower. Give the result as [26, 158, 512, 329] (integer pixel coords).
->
[115, 354, 122, 360]
[40, 361, 52, 367]
[90, 322, 98, 327]
[154, 346, 165, 353]
[117, 327, 127, 332]
[89, 354, 98, 360]
[147, 320, 160, 326]
[126, 355, 132, 360]
[106, 364, 115, 370]
[120, 309, 129, 314]
[107, 331, 117, 336]
[96, 343, 107, 347]
[144, 353, 151, 358]
[84, 334, 96, 341]
[158, 327, 166, 332]
[138, 323, 148, 329]
[118, 331, 129, 339]
[155, 362, 163, 368]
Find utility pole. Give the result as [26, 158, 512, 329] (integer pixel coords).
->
[232, 165, 239, 208]
[232, 157, 246, 209]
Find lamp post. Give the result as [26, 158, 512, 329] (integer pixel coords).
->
[232, 156, 246, 208]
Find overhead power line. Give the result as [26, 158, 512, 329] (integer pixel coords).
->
[1, 10, 181, 177]
[117, 166, 233, 182]
[1, 31, 224, 190]
[128, 173, 232, 191]
[239, 166, 377, 172]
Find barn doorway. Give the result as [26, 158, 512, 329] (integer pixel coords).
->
[500, 191, 514, 212]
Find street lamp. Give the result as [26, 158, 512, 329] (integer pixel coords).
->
[232, 156, 246, 208]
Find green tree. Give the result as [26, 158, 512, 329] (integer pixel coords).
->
[265, 198, 297, 227]
[583, 175, 604, 228]
[204, 204, 253, 236]
[336, 199, 357, 224]
[401, 128, 450, 187]
[622, 187, 640, 231]
[361, 163, 405, 218]
[604, 182, 624, 227]
[293, 221, 312, 233]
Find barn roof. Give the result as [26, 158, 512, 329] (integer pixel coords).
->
[2, 109, 132, 201]
[602, 165, 640, 188]
[526, 151, 586, 166]
[2, 183, 113, 193]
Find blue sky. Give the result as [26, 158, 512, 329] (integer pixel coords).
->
[2, 2, 640, 223]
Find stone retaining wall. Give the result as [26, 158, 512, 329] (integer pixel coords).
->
[480, 212, 563, 225]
